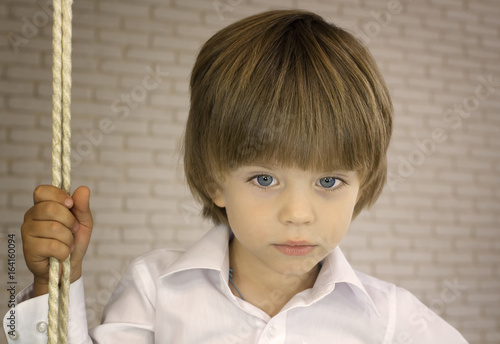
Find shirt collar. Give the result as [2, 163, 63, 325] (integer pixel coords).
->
[317, 247, 381, 316]
[158, 225, 380, 316]
[158, 224, 230, 278]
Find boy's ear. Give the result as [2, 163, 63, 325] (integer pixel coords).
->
[209, 186, 226, 208]
[211, 190, 226, 208]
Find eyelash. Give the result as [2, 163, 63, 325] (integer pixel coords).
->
[247, 174, 349, 192]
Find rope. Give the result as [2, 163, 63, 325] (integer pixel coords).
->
[49, 0, 72, 342]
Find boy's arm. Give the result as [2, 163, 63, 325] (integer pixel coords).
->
[3, 255, 156, 344]
[3, 278, 92, 344]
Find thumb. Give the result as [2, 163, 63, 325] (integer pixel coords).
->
[71, 185, 93, 229]
[70, 186, 93, 265]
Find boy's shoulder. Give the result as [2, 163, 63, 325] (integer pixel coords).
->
[354, 269, 423, 315]
[126, 246, 188, 280]
[354, 270, 468, 343]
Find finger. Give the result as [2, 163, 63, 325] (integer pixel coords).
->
[23, 220, 75, 249]
[70, 186, 93, 229]
[33, 184, 73, 208]
[26, 201, 79, 232]
[24, 235, 74, 264]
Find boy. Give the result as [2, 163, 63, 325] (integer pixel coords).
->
[4, 9, 467, 343]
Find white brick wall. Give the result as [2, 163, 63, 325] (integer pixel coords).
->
[1, 0, 499, 342]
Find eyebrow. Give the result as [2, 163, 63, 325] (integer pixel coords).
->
[241, 164, 355, 176]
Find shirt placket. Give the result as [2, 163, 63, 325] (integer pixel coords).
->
[256, 313, 286, 344]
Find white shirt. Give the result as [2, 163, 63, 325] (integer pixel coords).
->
[4, 225, 468, 343]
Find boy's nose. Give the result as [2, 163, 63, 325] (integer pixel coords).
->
[278, 188, 316, 225]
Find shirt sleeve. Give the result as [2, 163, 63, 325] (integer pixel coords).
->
[2, 277, 92, 344]
[391, 286, 469, 344]
[88, 256, 156, 343]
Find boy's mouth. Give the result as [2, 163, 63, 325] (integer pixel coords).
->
[273, 241, 316, 256]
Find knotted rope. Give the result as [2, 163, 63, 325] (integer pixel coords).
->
[49, 0, 72, 342]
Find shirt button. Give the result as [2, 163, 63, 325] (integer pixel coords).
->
[267, 326, 276, 338]
[8, 330, 19, 340]
[36, 321, 48, 333]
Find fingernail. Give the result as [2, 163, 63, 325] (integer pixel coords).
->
[72, 222, 79, 233]
[65, 198, 73, 207]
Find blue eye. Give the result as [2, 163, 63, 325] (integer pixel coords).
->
[256, 175, 274, 187]
[319, 177, 337, 188]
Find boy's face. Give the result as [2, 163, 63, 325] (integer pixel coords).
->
[212, 164, 361, 278]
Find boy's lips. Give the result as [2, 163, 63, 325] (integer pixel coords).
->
[273, 241, 317, 256]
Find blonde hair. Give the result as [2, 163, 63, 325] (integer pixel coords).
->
[184, 10, 393, 225]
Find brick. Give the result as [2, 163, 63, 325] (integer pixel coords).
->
[98, 2, 149, 17]
[113, 120, 149, 134]
[177, 24, 215, 40]
[437, 252, 474, 264]
[99, 31, 149, 47]
[150, 122, 184, 136]
[153, 183, 191, 197]
[73, 42, 122, 59]
[127, 166, 176, 181]
[153, 7, 202, 23]
[125, 196, 178, 211]
[126, 136, 177, 150]
[9, 129, 50, 144]
[0, 51, 41, 65]
[73, 71, 119, 87]
[152, 35, 200, 51]
[125, 48, 175, 63]
[173, 0, 216, 11]
[371, 236, 412, 249]
[458, 213, 494, 225]
[0, 209, 25, 224]
[97, 181, 151, 195]
[123, 228, 157, 242]
[72, 13, 120, 28]
[8, 97, 50, 112]
[0, 176, 36, 191]
[94, 211, 147, 226]
[435, 225, 471, 237]
[11, 161, 50, 175]
[395, 251, 433, 263]
[375, 264, 416, 276]
[0, 112, 36, 126]
[156, 152, 181, 166]
[0, 161, 7, 176]
[101, 60, 152, 75]
[150, 93, 188, 108]
[72, 163, 125, 179]
[6, 67, 50, 81]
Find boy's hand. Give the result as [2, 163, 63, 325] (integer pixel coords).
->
[21, 185, 93, 296]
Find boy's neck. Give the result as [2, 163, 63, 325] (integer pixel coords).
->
[228, 238, 320, 318]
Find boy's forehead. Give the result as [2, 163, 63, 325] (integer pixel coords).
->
[231, 160, 358, 174]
